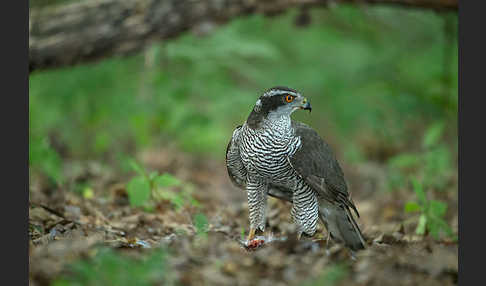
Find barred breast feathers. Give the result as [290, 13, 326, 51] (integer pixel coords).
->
[236, 116, 302, 188]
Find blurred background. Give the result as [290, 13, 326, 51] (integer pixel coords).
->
[29, 0, 458, 285]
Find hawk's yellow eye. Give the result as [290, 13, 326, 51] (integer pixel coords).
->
[285, 94, 294, 103]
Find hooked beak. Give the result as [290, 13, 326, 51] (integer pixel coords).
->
[301, 97, 312, 113]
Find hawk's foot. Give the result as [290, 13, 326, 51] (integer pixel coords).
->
[246, 238, 266, 250]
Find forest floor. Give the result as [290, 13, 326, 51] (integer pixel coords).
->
[29, 147, 458, 286]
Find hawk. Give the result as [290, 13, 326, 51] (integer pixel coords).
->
[226, 86, 365, 251]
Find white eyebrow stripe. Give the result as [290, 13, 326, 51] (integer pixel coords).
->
[263, 89, 299, 97]
[254, 99, 262, 112]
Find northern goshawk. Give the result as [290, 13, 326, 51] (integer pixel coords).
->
[226, 86, 365, 251]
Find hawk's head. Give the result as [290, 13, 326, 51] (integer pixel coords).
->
[247, 86, 311, 129]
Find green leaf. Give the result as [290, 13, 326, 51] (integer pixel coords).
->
[154, 173, 181, 188]
[148, 171, 159, 182]
[404, 201, 421, 213]
[423, 146, 452, 190]
[411, 178, 427, 205]
[189, 197, 201, 208]
[143, 204, 155, 213]
[129, 160, 146, 177]
[171, 194, 185, 210]
[416, 214, 427, 235]
[153, 188, 187, 210]
[429, 200, 447, 217]
[193, 213, 209, 235]
[423, 121, 445, 149]
[388, 153, 421, 169]
[126, 176, 151, 207]
[428, 217, 451, 240]
[428, 214, 454, 239]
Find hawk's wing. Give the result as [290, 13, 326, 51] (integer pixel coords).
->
[288, 121, 359, 217]
[225, 125, 247, 189]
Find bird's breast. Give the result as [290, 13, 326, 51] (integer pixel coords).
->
[239, 126, 301, 185]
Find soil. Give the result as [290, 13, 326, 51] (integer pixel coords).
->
[29, 147, 458, 286]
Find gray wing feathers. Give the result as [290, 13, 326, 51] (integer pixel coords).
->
[289, 120, 365, 250]
[225, 125, 247, 189]
[289, 120, 359, 217]
[306, 175, 359, 218]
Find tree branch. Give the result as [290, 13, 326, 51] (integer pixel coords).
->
[29, 0, 457, 71]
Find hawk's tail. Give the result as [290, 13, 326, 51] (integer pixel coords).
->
[319, 202, 366, 252]
[337, 207, 366, 251]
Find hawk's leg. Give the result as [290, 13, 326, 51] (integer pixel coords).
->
[246, 180, 268, 241]
[291, 186, 318, 238]
[325, 232, 331, 256]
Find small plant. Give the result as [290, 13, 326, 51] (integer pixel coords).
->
[125, 159, 199, 210]
[193, 213, 209, 238]
[387, 121, 454, 192]
[240, 227, 246, 241]
[52, 247, 167, 286]
[404, 178, 455, 240]
[303, 263, 349, 286]
[29, 135, 63, 184]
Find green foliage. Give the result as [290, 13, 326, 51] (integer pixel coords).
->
[29, 6, 457, 162]
[404, 178, 455, 240]
[387, 120, 455, 192]
[125, 160, 199, 210]
[52, 248, 167, 286]
[29, 135, 62, 184]
[423, 122, 445, 149]
[193, 213, 209, 237]
[303, 263, 349, 286]
[126, 176, 152, 207]
[153, 173, 200, 210]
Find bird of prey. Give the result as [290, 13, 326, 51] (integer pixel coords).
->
[226, 86, 365, 251]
